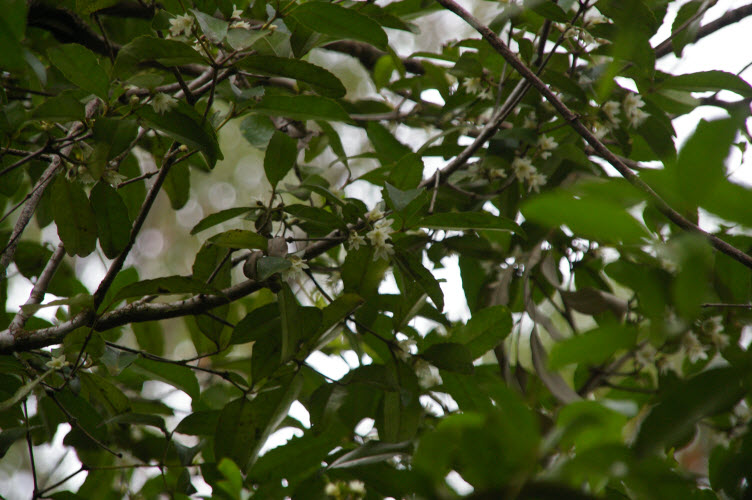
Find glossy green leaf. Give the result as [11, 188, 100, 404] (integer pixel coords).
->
[290, 2, 388, 50]
[174, 410, 220, 435]
[264, 131, 297, 187]
[0, 0, 27, 71]
[51, 177, 98, 257]
[240, 114, 276, 149]
[284, 204, 346, 232]
[32, 93, 85, 122]
[208, 229, 267, 250]
[393, 250, 444, 312]
[329, 440, 411, 469]
[191, 9, 228, 44]
[367, 122, 411, 164]
[112, 276, 218, 302]
[253, 95, 352, 123]
[237, 55, 346, 98]
[421, 343, 474, 374]
[548, 325, 638, 370]
[130, 358, 200, 400]
[114, 35, 205, 78]
[190, 207, 252, 235]
[634, 367, 746, 456]
[522, 191, 651, 244]
[47, 44, 109, 99]
[256, 256, 291, 280]
[659, 70, 752, 98]
[453, 305, 512, 359]
[419, 211, 521, 233]
[89, 182, 131, 259]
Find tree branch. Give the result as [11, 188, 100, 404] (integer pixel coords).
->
[436, 0, 752, 270]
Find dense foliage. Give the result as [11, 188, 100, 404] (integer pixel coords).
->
[2, 0, 752, 498]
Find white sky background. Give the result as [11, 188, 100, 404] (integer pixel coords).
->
[3, 1, 752, 498]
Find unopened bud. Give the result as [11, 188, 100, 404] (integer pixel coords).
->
[242, 251, 263, 280]
[267, 236, 288, 257]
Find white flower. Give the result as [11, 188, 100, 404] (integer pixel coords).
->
[602, 100, 621, 125]
[348, 480, 366, 496]
[580, 30, 596, 46]
[151, 93, 177, 114]
[523, 111, 537, 129]
[366, 206, 384, 222]
[682, 332, 708, 363]
[230, 20, 251, 30]
[102, 169, 126, 186]
[623, 93, 649, 128]
[511, 157, 536, 181]
[709, 329, 729, 350]
[366, 218, 394, 247]
[415, 359, 442, 388]
[463, 77, 484, 95]
[634, 344, 656, 367]
[283, 255, 309, 280]
[592, 120, 611, 140]
[347, 232, 366, 251]
[478, 88, 494, 100]
[372, 241, 394, 261]
[46, 355, 70, 370]
[396, 339, 416, 361]
[231, 4, 244, 19]
[537, 135, 558, 159]
[169, 13, 194, 37]
[324, 482, 340, 496]
[527, 171, 547, 193]
[193, 41, 211, 58]
[585, 11, 608, 26]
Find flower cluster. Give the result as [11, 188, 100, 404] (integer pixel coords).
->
[325, 480, 366, 499]
[623, 93, 649, 128]
[511, 157, 547, 193]
[366, 218, 395, 261]
[169, 13, 194, 38]
[415, 359, 443, 388]
[282, 255, 309, 281]
[681, 332, 708, 364]
[150, 93, 177, 114]
[463, 77, 493, 100]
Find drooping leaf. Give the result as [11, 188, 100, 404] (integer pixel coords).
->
[47, 44, 109, 99]
[129, 358, 200, 401]
[190, 207, 252, 235]
[208, 229, 267, 250]
[253, 95, 352, 123]
[89, 182, 131, 259]
[237, 55, 346, 97]
[290, 2, 388, 50]
[51, 176, 98, 257]
[420, 343, 474, 374]
[453, 305, 512, 359]
[264, 131, 298, 187]
[419, 211, 521, 233]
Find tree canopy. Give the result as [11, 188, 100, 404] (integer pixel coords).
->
[2, 0, 752, 498]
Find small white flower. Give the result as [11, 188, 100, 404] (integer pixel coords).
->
[231, 4, 244, 19]
[623, 93, 649, 128]
[169, 13, 194, 37]
[634, 344, 656, 367]
[372, 241, 394, 261]
[580, 30, 596, 46]
[151, 93, 177, 114]
[366, 218, 394, 247]
[523, 111, 537, 129]
[592, 120, 611, 140]
[478, 88, 493, 100]
[348, 480, 366, 496]
[682, 332, 708, 363]
[324, 482, 340, 496]
[230, 20, 251, 30]
[396, 339, 416, 361]
[415, 359, 442, 388]
[537, 135, 558, 159]
[283, 255, 309, 280]
[709, 329, 729, 350]
[527, 171, 547, 193]
[463, 77, 484, 95]
[46, 355, 70, 370]
[584, 11, 608, 26]
[102, 169, 126, 186]
[602, 100, 621, 125]
[193, 41, 211, 58]
[366, 206, 385, 222]
[347, 232, 366, 251]
[511, 157, 536, 181]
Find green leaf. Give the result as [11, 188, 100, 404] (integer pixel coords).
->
[237, 55, 346, 98]
[264, 131, 297, 187]
[278, 283, 322, 361]
[104, 413, 167, 433]
[227, 28, 271, 50]
[522, 191, 651, 244]
[20, 293, 93, 316]
[130, 358, 200, 400]
[112, 276, 218, 302]
[256, 256, 291, 280]
[47, 44, 109, 99]
[284, 204, 346, 232]
[383, 183, 423, 213]
[0, 428, 27, 459]
[548, 325, 638, 370]
[208, 229, 267, 250]
[421, 343, 474, 374]
[0, 0, 27, 71]
[367, 122, 411, 164]
[114, 36, 205, 78]
[214, 375, 302, 471]
[524, 0, 569, 22]
[174, 410, 220, 435]
[191, 9, 228, 44]
[190, 207, 252, 235]
[51, 177, 98, 257]
[328, 440, 411, 469]
[418, 211, 521, 233]
[163, 162, 190, 209]
[76, 0, 119, 15]
[388, 153, 424, 190]
[253, 95, 352, 123]
[32, 93, 85, 122]
[89, 118, 139, 179]
[314, 293, 364, 349]
[79, 372, 130, 415]
[192, 242, 232, 346]
[240, 114, 276, 149]
[0, 369, 53, 413]
[453, 305, 512, 359]
[290, 2, 388, 50]
[89, 182, 131, 259]
[393, 250, 444, 312]
[659, 70, 752, 98]
[136, 102, 222, 167]
[342, 246, 389, 299]
[634, 367, 746, 456]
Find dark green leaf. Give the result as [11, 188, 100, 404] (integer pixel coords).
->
[393, 250, 444, 312]
[114, 36, 205, 78]
[329, 440, 411, 469]
[33, 93, 85, 122]
[253, 95, 352, 123]
[190, 207, 252, 235]
[89, 182, 131, 259]
[264, 131, 297, 187]
[367, 122, 411, 164]
[112, 276, 217, 302]
[453, 305, 512, 359]
[256, 256, 291, 280]
[191, 9, 228, 44]
[421, 343, 474, 374]
[548, 325, 638, 370]
[290, 2, 388, 50]
[208, 229, 267, 250]
[419, 211, 521, 233]
[47, 44, 109, 99]
[284, 204, 345, 232]
[660, 70, 752, 98]
[130, 358, 200, 400]
[240, 115, 276, 149]
[175, 410, 220, 435]
[51, 177, 98, 257]
[237, 55, 346, 98]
